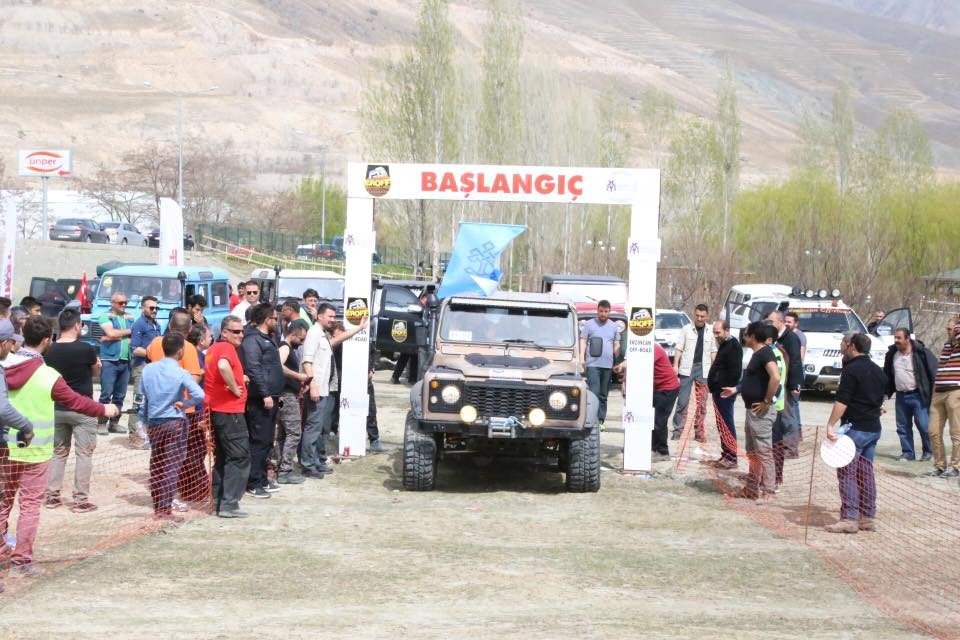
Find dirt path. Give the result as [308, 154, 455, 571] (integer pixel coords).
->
[0, 373, 928, 639]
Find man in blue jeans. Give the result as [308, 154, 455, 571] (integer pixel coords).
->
[883, 328, 938, 461]
[98, 292, 134, 434]
[579, 300, 621, 427]
[825, 332, 888, 534]
[707, 320, 742, 468]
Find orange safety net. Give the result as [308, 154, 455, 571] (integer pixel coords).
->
[672, 382, 960, 640]
[0, 410, 215, 595]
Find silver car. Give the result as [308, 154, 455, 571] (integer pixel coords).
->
[101, 222, 148, 246]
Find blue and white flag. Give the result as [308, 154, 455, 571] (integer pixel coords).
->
[437, 222, 525, 299]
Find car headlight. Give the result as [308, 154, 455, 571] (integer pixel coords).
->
[459, 405, 477, 423]
[528, 408, 546, 427]
[441, 384, 461, 404]
[548, 390, 567, 411]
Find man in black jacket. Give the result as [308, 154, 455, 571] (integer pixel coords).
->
[767, 311, 804, 483]
[707, 320, 742, 468]
[239, 303, 284, 499]
[883, 328, 938, 461]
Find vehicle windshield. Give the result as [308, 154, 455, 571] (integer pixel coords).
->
[656, 312, 689, 330]
[57, 218, 89, 227]
[790, 308, 866, 334]
[101, 222, 121, 229]
[96, 275, 183, 304]
[277, 277, 344, 301]
[550, 282, 627, 303]
[440, 303, 575, 347]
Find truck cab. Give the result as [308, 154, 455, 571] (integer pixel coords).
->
[541, 273, 628, 306]
[81, 266, 232, 347]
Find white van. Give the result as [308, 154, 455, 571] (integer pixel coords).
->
[720, 284, 911, 392]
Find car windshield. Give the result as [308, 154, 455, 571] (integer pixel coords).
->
[656, 313, 689, 330]
[57, 218, 89, 226]
[96, 275, 183, 304]
[440, 303, 575, 347]
[101, 222, 121, 229]
[789, 308, 866, 334]
[549, 282, 627, 303]
[277, 277, 344, 301]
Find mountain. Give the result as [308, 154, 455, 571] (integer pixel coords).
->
[0, 0, 957, 190]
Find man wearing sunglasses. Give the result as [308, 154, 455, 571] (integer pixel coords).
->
[127, 296, 162, 442]
[231, 283, 260, 324]
[98, 293, 135, 435]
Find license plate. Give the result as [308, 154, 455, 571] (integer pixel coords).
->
[833, 361, 842, 368]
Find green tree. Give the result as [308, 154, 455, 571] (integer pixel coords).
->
[479, 0, 524, 166]
[716, 61, 741, 251]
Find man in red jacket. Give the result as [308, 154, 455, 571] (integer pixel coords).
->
[0, 317, 117, 579]
[614, 343, 679, 461]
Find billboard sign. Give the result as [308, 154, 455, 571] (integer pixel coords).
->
[17, 149, 72, 177]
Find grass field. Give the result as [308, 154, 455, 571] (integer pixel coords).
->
[0, 373, 930, 639]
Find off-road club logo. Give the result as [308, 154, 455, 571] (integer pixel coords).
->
[364, 165, 391, 197]
[346, 297, 369, 326]
[391, 320, 408, 342]
[629, 307, 654, 337]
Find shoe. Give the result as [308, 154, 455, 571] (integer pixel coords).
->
[859, 517, 875, 531]
[314, 463, 335, 475]
[825, 519, 859, 534]
[245, 487, 271, 499]
[925, 468, 945, 477]
[670, 430, 681, 441]
[920, 453, 933, 461]
[391, 378, 401, 385]
[8, 563, 45, 578]
[599, 421, 606, 432]
[715, 458, 737, 470]
[171, 498, 189, 512]
[942, 467, 960, 478]
[773, 483, 781, 494]
[107, 424, 126, 434]
[755, 492, 776, 505]
[651, 452, 671, 462]
[70, 501, 98, 513]
[277, 473, 306, 485]
[44, 495, 63, 509]
[368, 439, 384, 453]
[302, 468, 327, 479]
[97, 427, 109, 436]
[217, 509, 250, 519]
[153, 512, 184, 523]
[895, 455, 915, 461]
[264, 479, 281, 493]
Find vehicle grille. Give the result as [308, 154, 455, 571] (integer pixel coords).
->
[463, 383, 572, 420]
[822, 349, 842, 358]
[819, 366, 842, 376]
[88, 322, 104, 341]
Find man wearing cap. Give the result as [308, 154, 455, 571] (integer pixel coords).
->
[0, 317, 117, 578]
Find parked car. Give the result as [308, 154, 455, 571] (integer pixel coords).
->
[49, 218, 110, 243]
[147, 228, 195, 250]
[101, 221, 148, 246]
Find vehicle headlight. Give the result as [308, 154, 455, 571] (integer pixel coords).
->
[548, 390, 568, 411]
[528, 408, 546, 427]
[441, 384, 461, 404]
[459, 405, 477, 423]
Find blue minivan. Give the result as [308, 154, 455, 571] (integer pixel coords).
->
[81, 265, 232, 347]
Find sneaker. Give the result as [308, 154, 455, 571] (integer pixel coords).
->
[70, 501, 98, 513]
[895, 455, 915, 461]
[825, 519, 859, 534]
[942, 467, 960, 478]
[217, 509, 250, 519]
[368, 439, 384, 453]
[107, 423, 126, 434]
[8, 563, 45, 578]
[859, 517, 876, 532]
[264, 479, 281, 493]
[920, 453, 933, 461]
[171, 498, 189, 512]
[391, 377, 401, 385]
[925, 467, 945, 477]
[715, 458, 737, 470]
[302, 468, 327, 479]
[44, 495, 63, 509]
[246, 487, 271, 499]
[314, 463, 335, 475]
[277, 472, 306, 485]
[651, 452, 671, 462]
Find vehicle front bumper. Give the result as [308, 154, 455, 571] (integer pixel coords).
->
[417, 418, 590, 440]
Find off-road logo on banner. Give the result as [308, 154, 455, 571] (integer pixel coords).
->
[364, 165, 391, 197]
[629, 307, 654, 337]
[345, 297, 369, 326]
[391, 320, 408, 342]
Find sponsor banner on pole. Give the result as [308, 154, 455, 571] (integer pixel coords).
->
[0, 199, 17, 299]
[17, 150, 73, 177]
[158, 198, 184, 267]
[349, 162, 659, 206]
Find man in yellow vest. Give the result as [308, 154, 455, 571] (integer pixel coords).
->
[0, 317, 116, 579]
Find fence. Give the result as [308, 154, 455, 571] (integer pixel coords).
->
[670, 382, 960, 640]
[0, 411, 215, 596]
